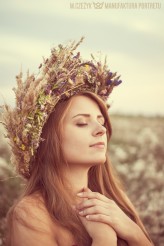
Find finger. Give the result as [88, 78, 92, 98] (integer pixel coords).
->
[76, 198, 109, 210]
[78, 205, 111, 217]
[86, 213, 113, 227]
[77, 191, 110, 203]
[78, 187, 91, 202]
[83, 187, 92, 192]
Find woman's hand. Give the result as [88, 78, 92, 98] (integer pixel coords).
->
[79, 216, 117, 245]
[74, 188, 117, 245]
[75, 188, 140, 244]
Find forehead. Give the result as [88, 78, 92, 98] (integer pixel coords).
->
[66, 95, 102, 118]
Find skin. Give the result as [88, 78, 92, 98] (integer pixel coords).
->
[61, 95, 107, 195]
[62, 95, 107, 167]
[62, 95, 117, 244]
[61, 95, 152, 246]
[12, 95, 152, 246]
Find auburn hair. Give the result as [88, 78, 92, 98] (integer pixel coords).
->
[7, 92, 151, 246]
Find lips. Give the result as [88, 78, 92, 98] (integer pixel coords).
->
[89, 142, 105, 147]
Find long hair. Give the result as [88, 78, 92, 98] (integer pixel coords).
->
[7, 92, 151, 246]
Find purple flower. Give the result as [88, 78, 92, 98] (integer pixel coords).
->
[109, 72, 113, 77]
[70, 74, 76, 82]
[115, 80, 122, 86]
[45, 84, 52, 95]
[107, 79, 112, 85]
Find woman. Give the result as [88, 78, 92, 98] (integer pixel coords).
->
[3, 38, 153, 246]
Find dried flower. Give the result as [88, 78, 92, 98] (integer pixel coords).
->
[1, 37, 122, 179]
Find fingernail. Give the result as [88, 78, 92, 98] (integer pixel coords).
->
[79, 211, 83, 215]
[77, 192, 83, 196]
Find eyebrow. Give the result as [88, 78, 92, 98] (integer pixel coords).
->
[72, 114, 104, 119]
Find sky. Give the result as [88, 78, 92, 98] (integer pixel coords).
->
[0, 0, 164, 116]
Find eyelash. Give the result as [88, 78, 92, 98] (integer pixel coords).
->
[76, 123, 87, 127]
[76, 123, 106, 127]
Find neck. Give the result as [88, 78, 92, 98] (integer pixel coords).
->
[65, 165, 89, 203]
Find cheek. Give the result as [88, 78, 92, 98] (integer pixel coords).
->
[62, 139, 86, 164]
[63, 137, 84, 150]
[61, 127, 88, 157]
[63, 124, 89, 144]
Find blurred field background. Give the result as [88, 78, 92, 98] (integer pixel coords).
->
[0, 113, 163, 246]
[0, 2, 164, 245]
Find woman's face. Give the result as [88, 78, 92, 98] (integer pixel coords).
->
[61, 95, 107, 168]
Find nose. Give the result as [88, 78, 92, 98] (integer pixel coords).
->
[92, 123, 106, 137]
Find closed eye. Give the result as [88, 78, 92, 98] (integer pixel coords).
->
[76, 123, 88, 127]
[76, 122, 106, 127]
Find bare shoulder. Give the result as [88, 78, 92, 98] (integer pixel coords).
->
[14, 193, 47, 216]
[9, 194, 76, 246]
[12, 192, 56, 234]
[8, 194, 59, 246]
[11, 193, 58, 237]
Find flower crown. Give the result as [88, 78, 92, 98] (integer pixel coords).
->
[2, 37, 122, 179]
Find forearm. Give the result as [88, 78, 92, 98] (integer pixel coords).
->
[128, 237, 153, 246]
[92, 240, 117, 246]
[92, 242, 107, 246]
[128, 239, 153, 246]
[91, 235, 117, 246]
[127, 226, 153, 246]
